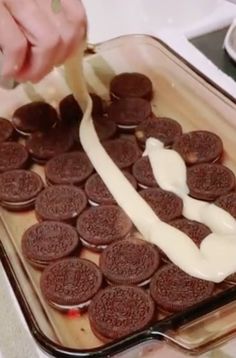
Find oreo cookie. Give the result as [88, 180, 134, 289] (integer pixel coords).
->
[103, 138, 140, 169]
[187, 164, 235, 201]
[59, 93, 103, 124]
[22, 221, 80, 267]
[93, 116, 117, 141]
[0, 170, 44, 210]
[0, 118, 14, 143]
[173, 130, 223, 165]
[135, 116, 182, 148]
[40, 258, 103, 311]
[90, 93, 104, 116]
[85, 171, 137, 206]
[107, 98, 152, 130]
[89, 285, 155, 341]
[110, 72, 153, 100]
[12, 102, 58, 136]
[225, 272, 236, 285]
[59, 94, 83, 124]
[35, 185, 87, 223]
[26, 124, 74, 163]
[132, 156, 157, 189]
[170, 219, 211, 247]
[45, 151, 93, 186]
[65, 116, 117, 146]
[150, 264, 215, 313]
[140, 188, 183, 222]
[100, 236, 160, 286]
[215, 192, 236, 219]
[76, 205, 132, 251]
[0, 142, 29, 173]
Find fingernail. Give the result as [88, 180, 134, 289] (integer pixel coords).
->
[0, 76, 17, 90]
[0, 60, 16, 89]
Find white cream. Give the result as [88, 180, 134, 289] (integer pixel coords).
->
[143, 139, 189, 196]
[145, 138, 236, 235]
[117, 124, 137, 130]
[64, 45, 236, 283]
[50, 300, 91, 312]
[183, 196, 236, 235]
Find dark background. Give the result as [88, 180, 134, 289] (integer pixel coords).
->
[191, 27, 236, 81]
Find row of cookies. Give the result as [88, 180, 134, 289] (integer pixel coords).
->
[0, 72, 235, 344]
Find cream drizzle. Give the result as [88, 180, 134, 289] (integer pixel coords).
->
[145, 138, 236, 235]
[64, 45, 236, 283]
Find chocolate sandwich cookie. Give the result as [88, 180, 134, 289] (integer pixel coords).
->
[100, 237, 160, 286]
[107, 98, 152, 130]
[140, 188, 183, 222]
[0, 170, 44, 210]
[103, 138, 140, 169]
[0, 142, 29, 173]
[45, 151, 93, 186]
[22, 221, 80, 267]
[150, 264, 215, 313]
[40, 258, 103, 311]
[59, 93, 103, 124]
[215, 192, 236, 219]
[59, 94, 83, 125]
[65, 116, 117, 146]
[89, 285, 155, 341]
[0, 118, 14, 143]
[225, 272, 236, 285]
[76, 205, 132, 251]
[132, 156, 157, 188]
[187, 163, 235, 201]
[93, 116, 117, 141]
[85, 171, 137, 206]
[90, 93, 104, 116]
[35, 185, 87, 223]
[12, 102, 58, 136]
[26, 124, 74, 163]
[170, 219, 211, 247]
[110, 72, 153, 100]
[135, 116, 182, 148]
[173, 130, 223, 165]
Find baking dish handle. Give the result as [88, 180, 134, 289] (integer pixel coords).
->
[150, 286, 236, 355]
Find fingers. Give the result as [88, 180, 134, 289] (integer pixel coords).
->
[60, 0, 87, 38]
[1, 0, 87, 83]
[62, 0, 87, 54]
[36, 0, 87, 66]
[0, 3, 28, 78]
[6, 0, 62, 82]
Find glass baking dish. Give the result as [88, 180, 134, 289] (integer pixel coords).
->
[0, 34, 236, 358]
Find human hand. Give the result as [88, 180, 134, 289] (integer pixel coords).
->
[0, 0, 86, 83]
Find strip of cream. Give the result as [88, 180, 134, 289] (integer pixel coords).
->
[145, 138, 236, 235]
[64, 45, 236, 283]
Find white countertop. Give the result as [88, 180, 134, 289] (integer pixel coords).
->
[84, 0, 236, 98]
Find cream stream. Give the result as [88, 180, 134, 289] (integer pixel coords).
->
[64, 46, 236, 283]
[145, 138, 236, 235]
